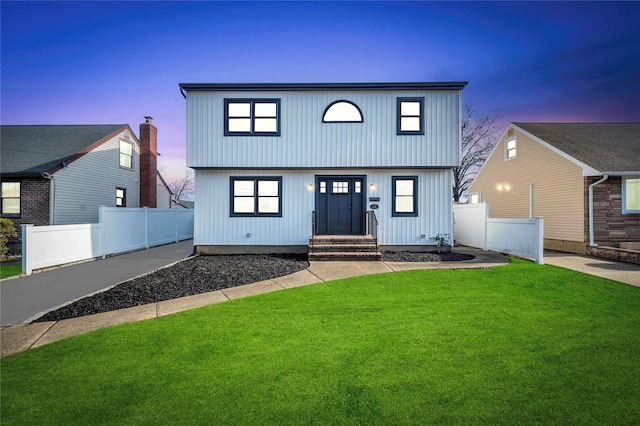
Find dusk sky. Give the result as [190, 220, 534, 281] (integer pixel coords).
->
[2, 1, 639, 184]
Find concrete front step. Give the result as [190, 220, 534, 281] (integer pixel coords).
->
[308, 251, 383, 261]
[310, 244, 379, 253]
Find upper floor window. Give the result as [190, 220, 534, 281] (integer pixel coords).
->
[1, 181, 20, 215]
[505, 137, 517, 160]
[224, 99, 281, 136]
[322, 100, 363, 123]
[231, 177, 282, 217]
[397, 97, 424, 135]
[392, 176, 418, 216]
[622, 177, 640, 214]
[469, 192, 481, 204]
[116, 187, 126, 207]
[120, 141, 133, 169]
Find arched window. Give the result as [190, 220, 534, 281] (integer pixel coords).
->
[322, 100, 363, 123]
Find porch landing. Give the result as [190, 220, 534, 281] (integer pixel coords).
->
[309, 235, 382, 261]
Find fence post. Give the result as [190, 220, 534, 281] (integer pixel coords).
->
[175, 209, 179, 242]
[535, 217, 544, 265]
[144, 207, 149, 249]
[21, 224, 34, 275]
[482, 203, 489, 251]
[98, 206, 106, 258]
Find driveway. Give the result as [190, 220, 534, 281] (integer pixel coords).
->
[1, 240, 194, 325]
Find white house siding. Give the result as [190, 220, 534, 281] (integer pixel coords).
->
[194, 169, 452, 249]
[52, 129, 140, 224]
[186, 90, 461, 169]
[156, 176, 172, 208]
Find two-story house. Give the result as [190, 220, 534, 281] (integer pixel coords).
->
[179, 82, 467, 258]
[1, 117, 172, 251]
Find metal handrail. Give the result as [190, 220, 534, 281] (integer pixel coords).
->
[366, 210, 378, 250]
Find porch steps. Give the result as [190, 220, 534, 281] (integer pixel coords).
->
[308, 235, 382, 261]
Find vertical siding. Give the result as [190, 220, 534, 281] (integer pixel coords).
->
[53, 130, 140, 224]
[187, 90, 461, 169]
[194, 169, 452, 247]
[469, 128, 584, 242]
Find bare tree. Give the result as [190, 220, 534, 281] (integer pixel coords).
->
[169, 168, 195, 202]
[453, 105, 500, 202]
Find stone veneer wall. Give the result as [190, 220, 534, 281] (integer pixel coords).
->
[584, 176, 640, 248]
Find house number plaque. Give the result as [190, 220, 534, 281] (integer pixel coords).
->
[370, 204, 379, 209]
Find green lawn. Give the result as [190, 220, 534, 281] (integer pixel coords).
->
[0, 263, 21, 279]
[2, 259, 639, 425]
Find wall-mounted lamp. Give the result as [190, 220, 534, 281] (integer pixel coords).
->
[496, 184, 511, 192]
[369, 183, 376, 191]
[307, 183, 314, 191]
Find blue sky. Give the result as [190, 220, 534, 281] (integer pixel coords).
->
[2, 1, 639, 183]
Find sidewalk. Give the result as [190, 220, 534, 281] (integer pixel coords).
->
[1, 240, 195, 325]
[543, 250, 640, 287]
[1, 247, 507, 358]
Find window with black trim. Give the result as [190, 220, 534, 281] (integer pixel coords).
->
[323, 100, 363, 123]
[392, 176, 418, 216]
[1, 181, 20, 215]
[231, 177, 282, 217]
[397, 97, 424, 135]
[225, 99, 281, 136]
[119, 141, 133, 169]
[116, 187, 126, 207]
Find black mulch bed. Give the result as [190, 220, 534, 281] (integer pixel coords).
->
[34, 250, 475, 322]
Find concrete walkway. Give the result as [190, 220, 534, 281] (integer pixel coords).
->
[543, 250, 640, 287]
[1, 247, 507, 358]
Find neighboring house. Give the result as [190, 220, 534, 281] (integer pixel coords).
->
[156, 171, 174, 208]
[179, 82, 467, 257]
[0, 117, 171, 250]
[468, 122, 640, 254]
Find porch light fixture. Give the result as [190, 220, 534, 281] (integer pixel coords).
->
[307, 183, 314, 191]
[369, 183, 376, 191]
[497, 184, 511, 192]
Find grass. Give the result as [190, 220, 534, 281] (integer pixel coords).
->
[0, 263, 21, 279]
[2, 259, 639, 425]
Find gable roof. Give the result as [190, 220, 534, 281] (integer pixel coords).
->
[1, 125, 132, 177]
[512, 122, 640, 174]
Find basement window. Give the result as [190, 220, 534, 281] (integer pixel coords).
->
[622, 177, 640, 214]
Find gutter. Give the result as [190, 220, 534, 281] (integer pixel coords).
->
[588, 175, 609, 247]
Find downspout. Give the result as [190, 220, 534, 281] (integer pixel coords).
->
[588, 174, 608, 247]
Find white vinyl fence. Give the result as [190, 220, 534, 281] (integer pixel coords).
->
[454, 203, 544, 264]
[22, 207, 194, 275]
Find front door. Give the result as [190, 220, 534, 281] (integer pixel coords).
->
[315, 176, 365, 235]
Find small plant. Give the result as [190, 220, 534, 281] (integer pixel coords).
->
[0, 218, 18, 259]
[432, 233, 450, 247]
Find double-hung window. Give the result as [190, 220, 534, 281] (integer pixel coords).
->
[116, 188, 126, 207]
[120, 141, 133, 169]
[231, 177, 282, 217]
[392, 176, 418, 216]
[225, 99, 281, 136]
[397, 97, 424, 135]
[505, 137, 517, 160]
[1, 182, 20, 215]
[622, 177, 640, 214]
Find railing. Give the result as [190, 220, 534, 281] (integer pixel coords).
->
[366, 210, 378, 250]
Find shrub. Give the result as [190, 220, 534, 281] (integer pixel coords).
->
[0, 218, 18, 258]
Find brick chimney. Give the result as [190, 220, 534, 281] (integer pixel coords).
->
[139, 116, 157, 208]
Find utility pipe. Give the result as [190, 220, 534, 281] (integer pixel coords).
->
[588, 175, 608, 247]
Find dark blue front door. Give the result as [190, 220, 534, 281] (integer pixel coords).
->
[315, 176, 365, 235]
